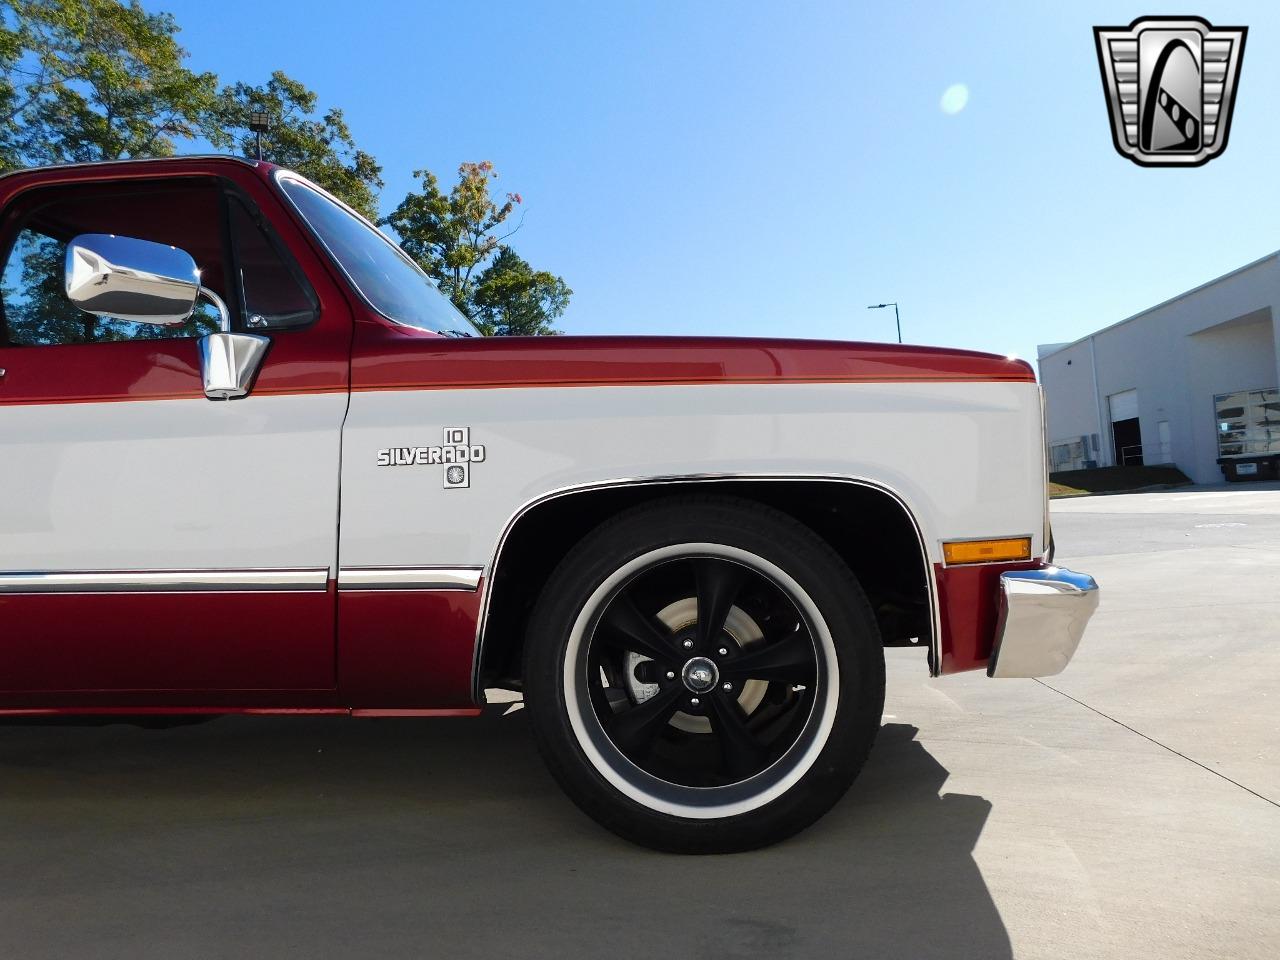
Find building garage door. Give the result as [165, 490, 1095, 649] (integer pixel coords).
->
[1109, 389, 1142, 466]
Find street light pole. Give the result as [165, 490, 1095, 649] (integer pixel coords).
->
[867, 302, 902, 343]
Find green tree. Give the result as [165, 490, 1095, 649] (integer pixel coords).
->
[218, 71, 382, 221]
[0, 0, 226, 171]
[383, 161, 569, 335]
[471, 246, 570, 336]
[0, 14, 23, 168]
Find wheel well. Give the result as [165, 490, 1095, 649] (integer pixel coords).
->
[476, 479, 934, 693]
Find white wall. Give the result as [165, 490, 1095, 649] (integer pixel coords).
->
[1039, 254, 1280, 484]
[1185, 315, 1278, 481]
[1039, 340, 1102, 463]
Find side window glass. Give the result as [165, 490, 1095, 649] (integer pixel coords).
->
[1, 228, 221, 347]
[2, 229, 88, 346]
[0, 183, 225, 348]
[229, 195, 317, 330]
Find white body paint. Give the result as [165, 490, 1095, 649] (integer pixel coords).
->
[0, 393, 347, 572]
[339, 380, 1048, 570]
[1, 381, 1046, 579]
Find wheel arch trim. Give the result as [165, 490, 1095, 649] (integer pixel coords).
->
[471, 473, 941, 700]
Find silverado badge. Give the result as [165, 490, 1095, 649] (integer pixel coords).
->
[375, 427, 486, 489]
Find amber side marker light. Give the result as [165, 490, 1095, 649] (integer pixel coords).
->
[943, 537, 1033, 565]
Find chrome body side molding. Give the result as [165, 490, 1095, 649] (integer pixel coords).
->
[0, 567, 486, 594]
[0, 568, 330, 594]
[336, 566, 483, 591]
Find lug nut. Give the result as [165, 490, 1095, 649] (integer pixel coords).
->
[682, 639, 694, 649]
[665, 670, 676, 680]
[722, 682, 733, 692]
[690, 697, 701, 707]
[718, 647, 729, 656]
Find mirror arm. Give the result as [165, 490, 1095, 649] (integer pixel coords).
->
[198, 286, 232, 333]
[195, 286, 268, 400]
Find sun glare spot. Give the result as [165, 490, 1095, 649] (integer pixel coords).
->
[940, 83, 970, 115]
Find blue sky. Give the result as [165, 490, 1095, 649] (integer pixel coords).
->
[164, 0, 1278, 367]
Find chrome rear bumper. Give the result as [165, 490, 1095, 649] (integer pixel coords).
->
[987, 566, 1099, 678]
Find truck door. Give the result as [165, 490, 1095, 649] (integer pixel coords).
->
[0, 167, 351, 701]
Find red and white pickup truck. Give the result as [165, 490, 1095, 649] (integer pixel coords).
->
[0, 156, 1098, 851]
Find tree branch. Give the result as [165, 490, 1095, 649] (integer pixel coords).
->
[494, 209, 527, 244]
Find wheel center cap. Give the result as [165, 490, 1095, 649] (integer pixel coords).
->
[681, 656, 718, 693]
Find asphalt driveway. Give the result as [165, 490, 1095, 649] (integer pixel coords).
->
[1, 486, 1277, 959]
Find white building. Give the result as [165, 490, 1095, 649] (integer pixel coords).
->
[1038, 251, 1280, 484]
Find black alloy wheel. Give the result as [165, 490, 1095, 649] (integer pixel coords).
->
[523, 495, 885, 853]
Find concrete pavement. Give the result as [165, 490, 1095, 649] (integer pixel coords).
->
[1, 487, 1277, 959]
[890, 482, 1280, 959]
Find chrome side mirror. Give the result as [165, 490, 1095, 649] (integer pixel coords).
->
[199, 332, 270, 400]
[65, 234, 201, 325]
[64, 232, 272, 401]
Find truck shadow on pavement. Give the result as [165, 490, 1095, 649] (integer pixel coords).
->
[0, 713, 1011, 960]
